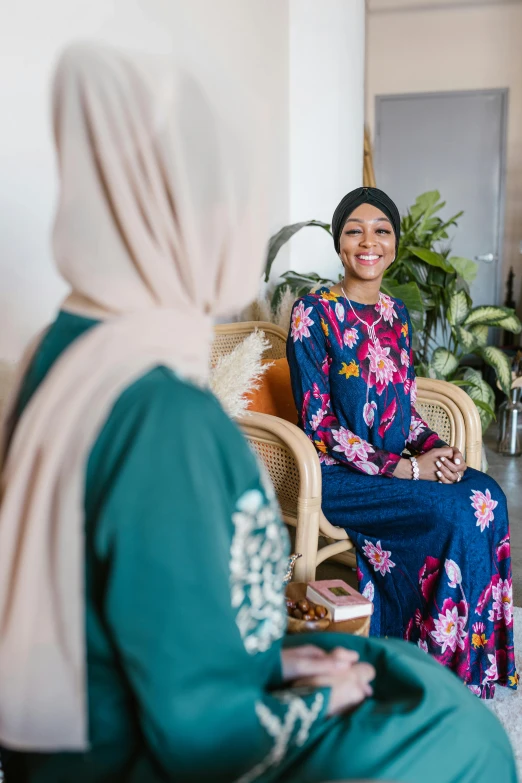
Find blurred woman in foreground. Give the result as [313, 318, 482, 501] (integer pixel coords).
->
[0, 44, 516, 783]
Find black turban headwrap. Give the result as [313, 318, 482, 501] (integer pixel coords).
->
[332, 186, 401, 255]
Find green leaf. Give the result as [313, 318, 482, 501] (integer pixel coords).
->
[477, 407, 495, 432]
[411, 332, 423, 353]
[454, 277, 471, 295]
[432, 211, 463, 240]
[264, 221, 331, 282]
[453, 379, 496, 419]
[447, 291, 470, 326]
[430, 347, 459, 378]
[459, 369, 496, 431]
[407, 259, 429, 286]
[271, 271, 334, 308]
[476, 346, 512, 397]
[497, 314, 522, 335]
[380, 280, 425, 316]
[444, 210, 464, 226]
[424, 217, 440, 232]
[451, 379, 477, 387]
[409, 191, 441, 222]
[472, 399, 496, 420]
[454, 325, 477, 352]
[410, 310, 424, 334]
[279, 270, 330, 286]
[415, 361, 430, 377]
[446, 256, 478, 284]
[407, 246, 453, 273]
[463, 305, 517, 328]
[470, 324, 489, 347]
[426, 267, 447, 288]
[462, 367, 487, 386]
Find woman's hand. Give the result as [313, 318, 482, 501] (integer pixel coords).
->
[281, 646, 375, 716]
[394, 447, 468, 483]
[281, 645, 359, 682]
[294, 662, 376, 716]
[394, 447, 450, 481]
[434, 447, 467, 484]
[416, 447, 456, 482]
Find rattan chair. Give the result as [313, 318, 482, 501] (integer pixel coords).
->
[212, 322, 483, 582]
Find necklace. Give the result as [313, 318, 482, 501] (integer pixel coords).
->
[341, 285, 382, 346]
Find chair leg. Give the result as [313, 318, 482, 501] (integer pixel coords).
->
[293, 499, 321, 582]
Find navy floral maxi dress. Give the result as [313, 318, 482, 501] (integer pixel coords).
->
[287, 287, 517, 699]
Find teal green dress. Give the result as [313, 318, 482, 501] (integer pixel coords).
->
[4, 312, 517, 783]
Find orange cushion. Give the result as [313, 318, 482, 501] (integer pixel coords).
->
[246, 358, 298, 424]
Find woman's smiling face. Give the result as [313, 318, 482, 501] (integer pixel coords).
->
[338, 202, 396, 284]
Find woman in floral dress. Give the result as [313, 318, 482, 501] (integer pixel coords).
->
[287, 187, 517, 699]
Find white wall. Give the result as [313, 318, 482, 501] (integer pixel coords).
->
[0, 0, 289, 360]
[366, 0, 522, 310]
[288, 0, 365, 281]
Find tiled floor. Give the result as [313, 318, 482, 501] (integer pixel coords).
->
[316, 426, 522, 603]
[484, 426, 522, 605]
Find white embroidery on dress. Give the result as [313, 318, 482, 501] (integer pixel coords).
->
[235, 692, 324, 783]
[230, 479, 289, 654]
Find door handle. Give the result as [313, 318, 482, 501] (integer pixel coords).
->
[474, 253, 497, 263]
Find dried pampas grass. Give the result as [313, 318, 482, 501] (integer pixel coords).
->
[240, 296, 272, 324]
[273, 286, 295, 332]
[210, 330, 272, 419]
[240, 285, 295, 335]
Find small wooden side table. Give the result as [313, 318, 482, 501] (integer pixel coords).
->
[286, 582, 371, 638]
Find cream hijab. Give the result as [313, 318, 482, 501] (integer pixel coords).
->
[0, 43, 267, 751]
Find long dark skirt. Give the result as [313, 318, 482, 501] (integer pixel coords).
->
[321, 465, 517, 698]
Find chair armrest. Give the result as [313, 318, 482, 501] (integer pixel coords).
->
[416, 378, 482, 470]
[238, 411, 348, 541]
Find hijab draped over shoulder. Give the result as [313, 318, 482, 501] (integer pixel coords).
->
[0, 42, 268, 751]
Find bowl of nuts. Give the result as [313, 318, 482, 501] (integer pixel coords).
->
[285, 582, 331, 633]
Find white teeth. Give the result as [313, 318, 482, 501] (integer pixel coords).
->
[358, 255, 379, 261]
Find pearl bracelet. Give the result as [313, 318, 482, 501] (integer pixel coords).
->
[411, 456, 420, 481]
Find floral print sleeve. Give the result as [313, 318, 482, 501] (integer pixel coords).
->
[287, 297, 402, 477]
[404, 313, 447, 454]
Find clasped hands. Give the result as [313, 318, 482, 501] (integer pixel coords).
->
[281, 645, 375, 717]
[395, 446, 467, 483]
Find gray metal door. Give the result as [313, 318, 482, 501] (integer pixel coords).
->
[375, 89, 508, 306]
